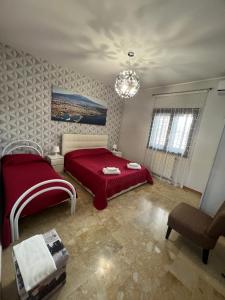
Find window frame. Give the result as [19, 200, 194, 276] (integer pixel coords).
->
[147, 108, 199, 158]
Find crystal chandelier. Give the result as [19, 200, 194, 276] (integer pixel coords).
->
[115, 52, 140, 99]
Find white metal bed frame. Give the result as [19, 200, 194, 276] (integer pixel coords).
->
[2, 140, 76, 243]
[2, 139, 43, 157]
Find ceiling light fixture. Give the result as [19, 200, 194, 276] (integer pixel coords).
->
[115, 51, 140, 99]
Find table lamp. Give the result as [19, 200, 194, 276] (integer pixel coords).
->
[53, 145, 60, 156]
[112, 144, 117, 151]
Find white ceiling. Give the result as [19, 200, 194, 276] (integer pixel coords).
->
[0, 0, 225, 88]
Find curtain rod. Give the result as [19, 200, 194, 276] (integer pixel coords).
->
[152, 87, 213, 97]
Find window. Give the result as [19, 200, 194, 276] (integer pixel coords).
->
[148, 108, 199, 157]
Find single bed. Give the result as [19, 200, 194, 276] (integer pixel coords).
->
[62, 134, 153, 210]
[1, 140, 76, 248]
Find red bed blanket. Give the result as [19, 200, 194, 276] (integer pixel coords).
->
[1, 154, 69, 248]
[65, 148, 153, 210]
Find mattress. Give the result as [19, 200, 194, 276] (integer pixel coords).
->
[64, 148, 153, 210]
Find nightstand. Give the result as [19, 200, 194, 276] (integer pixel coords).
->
[46, 154, 64, 173]
[112, 150, 122, 157]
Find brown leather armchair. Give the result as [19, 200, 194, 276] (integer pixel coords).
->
[166, 201, 225, 264]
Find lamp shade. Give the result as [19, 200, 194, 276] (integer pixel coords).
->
[112, 144, 117, 151]
[53, 145, 60, 154]
[115, 70, 140, 99]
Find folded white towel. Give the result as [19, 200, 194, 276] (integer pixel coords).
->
[103, 167, 121, 175]
[105, 167, 117, 171]
[127, 162, 141, 170]
[13, 235, 57, 292]
[129, 162, 140, 167]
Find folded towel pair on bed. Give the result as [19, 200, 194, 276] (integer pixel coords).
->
[127, 162, 142, 170]
[103, 167, 121, 175]
[102, 163, 141, 175]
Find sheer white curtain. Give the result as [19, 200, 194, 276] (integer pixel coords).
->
[145, 90, 209, 188]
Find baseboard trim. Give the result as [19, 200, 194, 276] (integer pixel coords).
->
[183, 186, 202, 196]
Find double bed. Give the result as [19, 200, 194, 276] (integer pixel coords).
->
[63, 134, 153, 210]
[1, 140, 76, 248]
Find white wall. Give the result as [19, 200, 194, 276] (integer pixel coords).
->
[119, 78, 225, 193]
[200, 123, 225, 216]
[119, 90, 154, 163]
[186, 87, 225, 192]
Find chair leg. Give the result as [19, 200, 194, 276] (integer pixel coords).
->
[165, 226, 172, 239]
[202, 249, 210, 264]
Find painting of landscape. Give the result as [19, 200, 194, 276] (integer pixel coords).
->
[51, 87, 107, 125]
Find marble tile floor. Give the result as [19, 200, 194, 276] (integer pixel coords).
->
[2, 175, 225, 300]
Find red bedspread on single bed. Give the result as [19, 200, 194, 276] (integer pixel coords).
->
[65, 148, 153, 210]
[1, 154, 69, 248]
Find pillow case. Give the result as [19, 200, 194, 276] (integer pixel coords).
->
[65, 148, 111, 161]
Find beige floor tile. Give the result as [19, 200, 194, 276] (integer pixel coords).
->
[2, 176, 225, 300]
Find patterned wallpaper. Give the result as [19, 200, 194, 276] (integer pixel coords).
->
[0, 43, 124, 154]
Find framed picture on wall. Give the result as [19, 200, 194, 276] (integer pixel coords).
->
[51, 87, 107, 125]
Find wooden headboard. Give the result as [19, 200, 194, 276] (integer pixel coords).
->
[62, 134, 108, 155]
